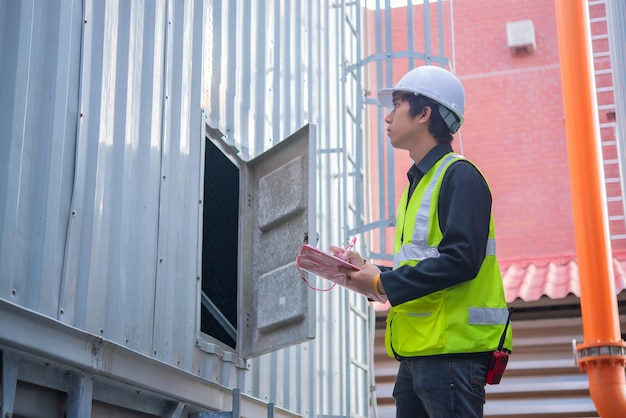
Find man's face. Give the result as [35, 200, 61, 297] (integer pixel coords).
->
[384, 96, 424, 151]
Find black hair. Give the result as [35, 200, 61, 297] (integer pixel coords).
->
[394, 92, 454, 144]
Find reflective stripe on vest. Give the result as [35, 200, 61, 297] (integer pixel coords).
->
[468, 307, 510, 325]
[398, 307, 509, 325]
[393, 238, 496, 269]
[393, 153, 495, 269]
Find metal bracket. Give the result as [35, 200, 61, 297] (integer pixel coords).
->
[574, 339, 626, 371]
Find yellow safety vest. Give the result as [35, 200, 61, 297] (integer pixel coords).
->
[385, 152, 513, 357]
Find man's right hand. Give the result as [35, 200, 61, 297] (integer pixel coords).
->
[329, 246, 366, 266]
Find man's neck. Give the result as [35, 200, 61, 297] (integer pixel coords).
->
[409, 135, 438, 164]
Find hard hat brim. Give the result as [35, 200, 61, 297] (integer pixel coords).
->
[377, 86, 465, 133]
[377, 88, 399, 108]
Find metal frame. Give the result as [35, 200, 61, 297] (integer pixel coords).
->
[0, 299, 301, 418]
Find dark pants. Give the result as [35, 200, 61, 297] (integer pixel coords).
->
[393, 353, 491, 418]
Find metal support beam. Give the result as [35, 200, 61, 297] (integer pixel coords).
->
[201, 291, 237, 341]
[164, 401, 186, 418]
[0, 300, 301, 418]
[191, 388, 241, 418]
[66, 371, 94, 418]
[1, 351, 19, 418]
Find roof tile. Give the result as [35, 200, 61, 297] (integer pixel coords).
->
[501, 251, 626, 302]
[373, 250, 626, 310]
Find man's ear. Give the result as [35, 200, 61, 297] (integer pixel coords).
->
[419, 106, 432, 122]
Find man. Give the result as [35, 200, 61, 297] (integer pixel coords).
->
[331, 65, 512, 417]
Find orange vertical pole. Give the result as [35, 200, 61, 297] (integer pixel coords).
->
[554, 0, 626, 416]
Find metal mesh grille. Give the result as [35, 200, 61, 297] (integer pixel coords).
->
[201, 139, 239, 348]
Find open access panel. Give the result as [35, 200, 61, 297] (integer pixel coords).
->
[201, 121, 316, 359]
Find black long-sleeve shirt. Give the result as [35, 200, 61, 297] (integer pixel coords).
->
[379, 143, 493, 307]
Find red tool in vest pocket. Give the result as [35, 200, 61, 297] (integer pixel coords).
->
[486, 307, 513, 385]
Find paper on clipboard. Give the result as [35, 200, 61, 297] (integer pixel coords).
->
[296, 244, 359, 286]
[295, 245, 387, 302]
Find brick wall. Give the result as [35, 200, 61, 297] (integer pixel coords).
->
[368, 0, 625, 267]
[452, 0, 574, 263]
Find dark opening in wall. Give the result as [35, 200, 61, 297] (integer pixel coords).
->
[201, 139, 239, 349]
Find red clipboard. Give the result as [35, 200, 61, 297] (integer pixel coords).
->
[296, 244, 360, 286]
[296, 244, 387, 302]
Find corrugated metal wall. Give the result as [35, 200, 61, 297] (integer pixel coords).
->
[0, 0, 203, 365]
[203, 1, 310, 160]
[0, 0, 375, 416]
[202, 1, 374, 416]
[0, 0, 82, 319]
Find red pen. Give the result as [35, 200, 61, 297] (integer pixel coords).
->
[344, 236, 356, 254]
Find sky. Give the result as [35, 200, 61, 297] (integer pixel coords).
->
[362, 0, 447, 9]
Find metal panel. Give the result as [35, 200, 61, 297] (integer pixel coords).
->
[204, 1, 377, 416]
[56, 0, 204, 368]
[0, 0, 82, 318]
[202, 0, 310, 160]
[151, 0, 204, 370]
[1, 0, 377, 416]
[60, 0, 168, 356]
[0, 0, 205, 376]
[239, 124, 316, 359]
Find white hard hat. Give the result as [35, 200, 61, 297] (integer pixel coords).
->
[377, 65, 465, 133]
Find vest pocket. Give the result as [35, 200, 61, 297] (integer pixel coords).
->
[392, 294, 446, 354]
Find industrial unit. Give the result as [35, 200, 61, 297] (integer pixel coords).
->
[2, 0, 626, 417]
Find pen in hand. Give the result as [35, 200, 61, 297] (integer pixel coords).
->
[341, 236, 356, 260]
